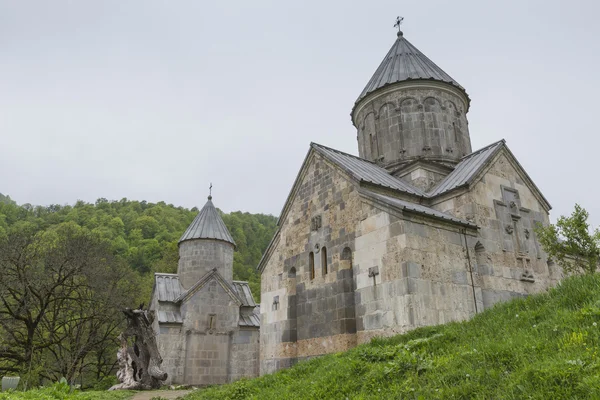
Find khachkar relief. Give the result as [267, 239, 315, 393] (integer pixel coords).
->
[494, 187, 543, 281]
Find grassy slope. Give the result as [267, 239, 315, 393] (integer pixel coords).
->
[185, 274, 600, 400]
[0, 388, 134, 400]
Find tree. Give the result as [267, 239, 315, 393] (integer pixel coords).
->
[0, 193, 277, 308]
[109, 308, 167, 390]
[0, 193, 16, 205]
[535, 204, 600, 274]
[0, 222, 138, 387]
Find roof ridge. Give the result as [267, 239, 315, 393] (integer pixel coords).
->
[404, 38, 455, 82]
[310, 142, 376, 164]
[459, 139, 505, 161]
[428, 139, 507, 197]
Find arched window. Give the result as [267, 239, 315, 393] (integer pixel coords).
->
[340, 247, 352, 271]
[474, 241, 486, 276]
[370, 134, 377, 159]
[309, 252, 315, 280]
[321, 247, 328, 275]
[288, 266, 296, 278]
[452, 122, 459, 143]
[341, 247, 352, 262]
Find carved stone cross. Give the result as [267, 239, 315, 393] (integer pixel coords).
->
[493, 186, 542, 262]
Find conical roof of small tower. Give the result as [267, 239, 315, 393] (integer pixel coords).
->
[179, 196, 236, 247]
[354, 31, 468, 107]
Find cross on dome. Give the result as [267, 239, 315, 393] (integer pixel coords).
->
[394, 16, 404, 36]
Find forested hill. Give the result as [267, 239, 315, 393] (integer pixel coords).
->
[0, 193, 277, 300]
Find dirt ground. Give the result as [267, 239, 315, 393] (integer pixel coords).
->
[131, 389, 192, 400]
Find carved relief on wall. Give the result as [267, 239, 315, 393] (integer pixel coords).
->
[310, 215, 322, 231]
[493, 186, 541, 260]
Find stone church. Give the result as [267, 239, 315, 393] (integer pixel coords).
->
[149, 195, 260, 385]
[258, 27, 560, 375]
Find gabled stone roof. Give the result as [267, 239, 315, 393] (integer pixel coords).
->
[157, 310, 183, 324]
[152, 273, 184, 324]
[232, 281, 257, 307]
[151, 271, 259, 327]
[300, 141, 549, 207]
[261, 139, 551, 273]
[429, 140, 505, 196]
[355, 33, 467, 106]
[239, 308, 260, 327]
[311, 143, 424, 196]
[154, 273, 184, 302]
[174, 268, 242, 305]
[179, 196, 236, 247]
[427, 140, 551, 211]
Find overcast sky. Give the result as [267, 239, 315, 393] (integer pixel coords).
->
[1, 0, 599, 226]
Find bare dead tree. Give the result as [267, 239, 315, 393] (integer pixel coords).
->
[109, 308, 167, 390]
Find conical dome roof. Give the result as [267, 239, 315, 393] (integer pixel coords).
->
[179, 196, 236, 247]
[355, 32, 467, 106]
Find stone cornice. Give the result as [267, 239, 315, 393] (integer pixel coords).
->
[358, 189, 478, 235]
[352, 80, 470, 126]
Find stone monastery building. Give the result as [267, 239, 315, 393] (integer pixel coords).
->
[150, 196, 260, 385]
[257, 27, 560, 375]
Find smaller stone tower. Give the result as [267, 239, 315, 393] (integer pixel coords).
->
[177, 195, 236, 289]
[352, 23, 472, 176]
[151, 192, 259, 386]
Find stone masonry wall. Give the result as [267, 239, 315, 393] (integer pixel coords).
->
[228, 328, 260, 382]
[150, 296, 185, 385]
[353, 83, 472, 170]
[260, 144, 557, 377]
[397, 165, 450, 192]
[180, 279, 240, 385]
[353, 201, 479, 343]
[157, 323, 184, 384]
[260, 153, 362, 375]
[178, 240, 234, 290]
[431, 150, 560, 310]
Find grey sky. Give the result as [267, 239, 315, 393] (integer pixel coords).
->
[1, 1, 599, 226]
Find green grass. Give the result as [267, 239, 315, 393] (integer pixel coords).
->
[0, 382, 135, 400]
[184, 273, 600, 399]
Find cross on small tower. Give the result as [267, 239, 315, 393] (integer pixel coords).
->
[394, 16, 404, 36]
[209, 183, 213, 200]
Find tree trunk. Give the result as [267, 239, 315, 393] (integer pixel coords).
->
[109, 308, 167, 391]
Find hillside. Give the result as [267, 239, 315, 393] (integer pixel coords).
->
[185, 274, 600, 399]
[0, 194, 276, 301]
